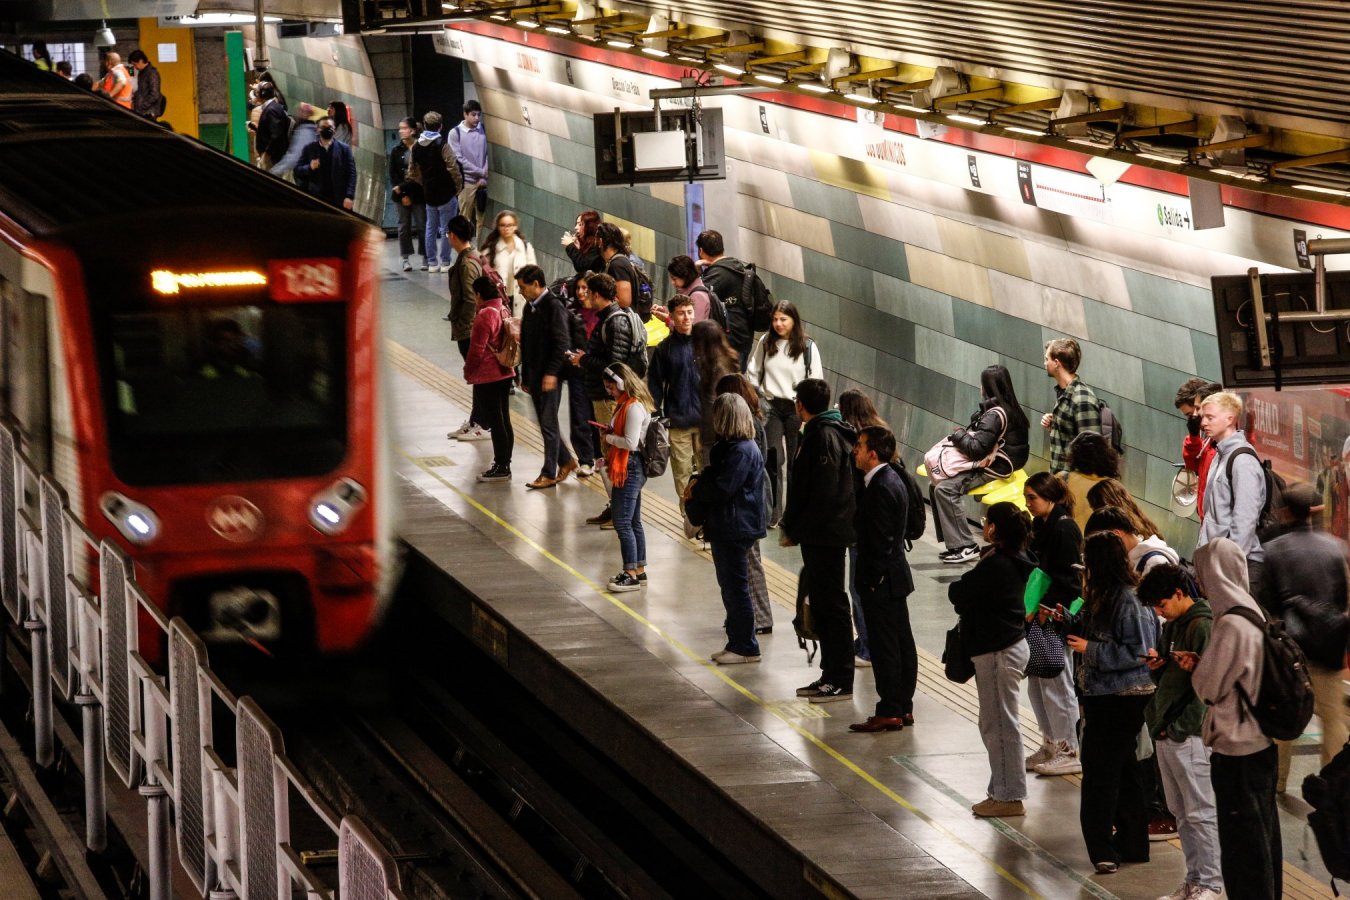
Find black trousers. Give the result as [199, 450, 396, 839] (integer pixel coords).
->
[800, 543, 852, 690]
[1079, 693, 1150, 866]
[1212, 744, 1281, 900]
[457, 339, 479, 425]
[858, 583, 917, 717]
[529, 385, 574, 477]
[473, 379, 514, 468]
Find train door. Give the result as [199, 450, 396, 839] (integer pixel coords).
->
[0, 271, 51, 473]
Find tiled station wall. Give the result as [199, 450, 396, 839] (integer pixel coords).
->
[473, 64, 1223, 552]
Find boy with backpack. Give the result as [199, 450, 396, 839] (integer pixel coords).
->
[1189, 537, 1282, 900]
[1196, 391, 1268, 594]
[1139, 564, 1222, 900]
[696, 230, 774, 369]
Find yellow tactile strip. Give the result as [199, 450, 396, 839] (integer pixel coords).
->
[389, 339, 1333, 899]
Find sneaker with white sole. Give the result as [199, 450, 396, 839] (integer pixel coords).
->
[939, 545, 980, 564]
[458, 425, 492, 441]
[796, 679, 825, 698]
[1032, 744, 1082, 776]
[608, 572, 641, 592]
[401, 258, 412, 272]
[1025, 743, 1055, 771]
[477, 464, 511, 483]
[1187, 888, 1221, 900]
[711, 649, 761, 665]
[808, 683, 853, 704]
[447, 420, 474, 440]
[577, 463, 595, 478]
[420, 259, 430, 271]
[1155, 884, 1194, 900]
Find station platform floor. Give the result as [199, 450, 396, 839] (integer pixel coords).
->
[378, 241, 1337, 899]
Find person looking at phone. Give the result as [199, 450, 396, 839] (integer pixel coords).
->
[1138, 564, 1222, 900]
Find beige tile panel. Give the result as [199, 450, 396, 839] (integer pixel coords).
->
[807, 150, 892, 202]
[739, 198, 834, 257]
[737, 227, 805, 283]
[1059, 215, 1238, 291]
[989, 271, 1088, 339]
[477, 88, 529, 128]
[605, 215, 656, 263]
[935, 218, 1033, 281]
[478, 87, 573, 139]
[905, 246, 993, 308]
[496, 120, 555, 164]
[734, 163, 795, 209]
[648, 182, 685, 206]
[1024, 241, 1133, 310]
[726, 131, 817, 181]
[857, 195, 943, 254]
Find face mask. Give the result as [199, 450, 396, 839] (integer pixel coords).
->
[319, 127, 335, 140]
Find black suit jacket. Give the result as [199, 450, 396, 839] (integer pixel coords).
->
[519, 290, 570, 390]
[855, 464, 914, 597]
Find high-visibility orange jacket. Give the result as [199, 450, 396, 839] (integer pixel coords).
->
[99, 64, 133, 108]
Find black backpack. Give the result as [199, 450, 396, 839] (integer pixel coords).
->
[1135, 550, 1201, 598]
[739, 262, 774, 332]
[888, 458, 927, 548]
[1304, 742, 1350, 886]
[640, 415, 670, 478]
[792, 567, 819, 664]
[1224, 446, 1287, 541]
[1098, 398, 1125, 455]
[692, 285, 729, 333]
[632, 257, 655, 320]
[1223, 605, 1314, 742]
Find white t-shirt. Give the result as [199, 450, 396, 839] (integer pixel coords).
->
[747, 336, 822, 400]
[492, 238, 536, 301]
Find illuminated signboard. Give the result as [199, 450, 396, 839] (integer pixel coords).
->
[148, 259, 343, 301]
[150, 269, 267, 295]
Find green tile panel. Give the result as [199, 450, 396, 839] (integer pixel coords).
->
[829, 222, 911, 282]
[1142, 359, 1206, 415]
[873, 273, 954, 336]
[914, 325, 1004, 391]
[1191, 330, 1224, 383]
[1122, 267, 1220, 336]
[837, 297, 915, 359]
[786, 174, 865, 229]
[1081, 298, 1198, 373]
[1048, 332, 1146, 405]
[952, 301, 1045, 369]
[803, 249, 877, 308]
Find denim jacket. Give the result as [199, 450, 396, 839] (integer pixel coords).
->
[1078, 586, 1159, 696]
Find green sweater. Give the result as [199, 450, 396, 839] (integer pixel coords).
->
[1145, 599, 1213, 741]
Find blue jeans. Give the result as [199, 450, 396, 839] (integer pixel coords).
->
[610, 456, 646, 570]
[712, 538, 758, 656]
[848, 546, 870, 660]
[424, 198, 457, 266]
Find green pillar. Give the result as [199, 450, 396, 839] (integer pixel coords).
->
[225, 31, 249, 162]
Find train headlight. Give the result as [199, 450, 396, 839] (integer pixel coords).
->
[100, 492, 160, 545]
[309, 478, 366, 536]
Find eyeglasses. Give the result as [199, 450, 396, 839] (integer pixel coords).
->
[500, 222, 517, 229]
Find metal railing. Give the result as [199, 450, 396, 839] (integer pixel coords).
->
[0, 423, 406, 900]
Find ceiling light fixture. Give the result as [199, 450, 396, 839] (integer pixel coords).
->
[607, 39, 634, 48]
[490, 13, 511, 21]
[799, 82, 833, 94]
[1293, 184, 1350, 197]
[846, 92, 879, 105]
[1136, 152, 1182, 165]
[519, 19, 540, 27]
[642, 47, 670, 57]
[755, 74, 785, 85]
[714, 63, 744, 76]
[545, 25, 570, 34]
[94, 20, 116, 48]
[895, 104, 929, 114]
[1005, 125, 1047, 137]
[947, 113, 987, 126]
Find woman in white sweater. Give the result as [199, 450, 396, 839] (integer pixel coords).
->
[479, 210, 536, 312]
[746, 301, 823, 527]
[600, 363, 653, 593]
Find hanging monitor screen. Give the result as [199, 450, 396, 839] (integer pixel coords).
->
[594, 108, 725, 186]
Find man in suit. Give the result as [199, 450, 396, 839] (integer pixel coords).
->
[848, 425, 917, 732]
[517, 264, 578, 489]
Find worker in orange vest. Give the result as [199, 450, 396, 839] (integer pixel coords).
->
[96, 52, 133, 109]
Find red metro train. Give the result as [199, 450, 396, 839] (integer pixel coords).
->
[0, 52, 393, 654]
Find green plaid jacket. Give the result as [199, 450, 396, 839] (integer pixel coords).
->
[1049, 376, 1101, 472]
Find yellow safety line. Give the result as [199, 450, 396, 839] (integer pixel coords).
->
[399, 449, 1042, 899]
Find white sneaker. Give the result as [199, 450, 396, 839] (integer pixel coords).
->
[1033, 743, 1083, 776]
[1024, 743, 1055, 771]
[711, 650, 761, 665]
[459, 425, 492, 441]
[1188, 888, 1221, 900]
[401, 258, 412, 272]
[576, 463, 595, 477]
[447, 420, 474, 440]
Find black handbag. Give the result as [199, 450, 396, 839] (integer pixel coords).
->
[1024, 618, 1066, 678]
[943, 622, 975, 683]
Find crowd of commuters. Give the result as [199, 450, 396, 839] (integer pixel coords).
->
[410, 171, 1334, 895]
[28, 43, 165, 121]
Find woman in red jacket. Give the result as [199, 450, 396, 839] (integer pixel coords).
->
[465, 275, 517, 482]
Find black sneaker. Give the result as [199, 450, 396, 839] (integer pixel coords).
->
[939, 545, 980, 564]
[586, 506, 612, 525]
[796, 679, 825, 698]
[608, 572, 641, 592]
[808, 683, 853, 704]
[477, 464, 511, 483]
[636, 572, 647, 584]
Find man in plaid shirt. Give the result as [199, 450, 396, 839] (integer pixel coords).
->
[1041, 338, 1101, 472]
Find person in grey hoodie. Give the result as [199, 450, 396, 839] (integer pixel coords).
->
[1187, 537, 1280, 900]
[1196, 391, 1266, 594]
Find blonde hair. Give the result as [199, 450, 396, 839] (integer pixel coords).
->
[604, 362, 654, 410]
[1201, 390, 1242, 419]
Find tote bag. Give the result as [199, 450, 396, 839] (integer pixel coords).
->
[924, 407, 1007, 484]
[943, 622, 975, 683]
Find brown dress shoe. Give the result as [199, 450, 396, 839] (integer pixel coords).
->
[556, 460, 578, 483]
[526, 475, 558, 490]
[848, 716, 905, 733]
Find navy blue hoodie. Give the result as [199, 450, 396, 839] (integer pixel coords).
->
[648, 332, 702, 428]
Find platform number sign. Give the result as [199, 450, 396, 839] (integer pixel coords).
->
[268, 258, 343, 302]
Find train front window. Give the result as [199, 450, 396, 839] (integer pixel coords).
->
[103, 304, 346, 485]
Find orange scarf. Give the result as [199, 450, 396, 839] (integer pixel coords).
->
[606, 395, 633, 487]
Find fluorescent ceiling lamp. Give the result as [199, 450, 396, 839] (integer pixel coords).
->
[676, 55, 702, 63]
[607, 39, 633, 48]
[846, 92, 878, 105]
[754, 74, 785, 84]
[947, 113, 986, 126]
[169, 12, 282, 24]
[519, 19, 540, 27]
[1136, 152, 1182, 165]
[642, 47, 670, 57]
[895, 104, 929, 114]
[490, 13, 511, 21]
[1293, 184, 1350, 197]
[545, 25, 570, 34]
[798, 82, 833, 94]
[442, 2, 458, 7]
[1004, 126, 1046, 136]
[713, 63, 744, 76]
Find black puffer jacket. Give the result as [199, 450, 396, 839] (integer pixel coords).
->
[700, 258, 754, 355]
[950, 547, 1035, 656]
[952, 399, 1029, 475]
[781, 411, 856, 547]
[581, 303, 643, 400]
[1259, 526, 1350, 669]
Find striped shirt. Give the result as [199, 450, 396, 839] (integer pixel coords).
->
[1048, 376, 1101, 472]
